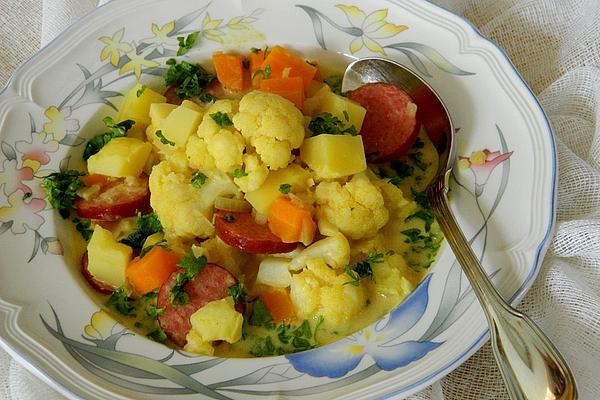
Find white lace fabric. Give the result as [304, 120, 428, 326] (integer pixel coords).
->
[0, 0, 598, 399]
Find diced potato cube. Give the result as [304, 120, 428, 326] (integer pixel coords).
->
[181, 100, 204, 113]
[87, 137, 152, 177]
[256, 257, 292, 287]
[117, 83, 167, 127]
[184, 331, 215, 356]
[319, 91, 366, 132]
[300, 134, 367, 179]
[245, 164, 312, 214]
[160, 105, 204, 148]
[188, 297, 243, 343]
[149, 103, 177, 127]
[87, 225, 132, 289]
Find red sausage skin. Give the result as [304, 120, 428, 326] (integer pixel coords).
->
[347, 82, 420, 161]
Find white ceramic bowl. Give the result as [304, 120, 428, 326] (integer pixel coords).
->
[0, 0, 555, 398]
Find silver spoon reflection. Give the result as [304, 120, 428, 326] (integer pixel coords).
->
[342, 57, 577, 400]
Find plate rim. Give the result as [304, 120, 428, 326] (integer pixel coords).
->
[0, 0, 557, 398]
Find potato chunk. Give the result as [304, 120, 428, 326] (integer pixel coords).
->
[117, 83, 166, 128]
[300, 134, 367, 179]
[87, 137, 152, 177]
[87, 225, 132, 289]
[319, 90, 366, 132]
[149, 103, 177, 127]
[244, 164, 312, 214]
[160, 105, 204, 148]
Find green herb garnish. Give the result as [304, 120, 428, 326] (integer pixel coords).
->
[344, 252, 383, 286]
[278, 183, 292, 194]
[210, 111, 233, 127]
[155, 130, 175, 146]
[169, 252, 207, 306]
[107, 287, 136, 316]
[164, 58, 215, 101]
[41, 170, 84, 218]
[72, 217, 93, 241]
[83, 117, 135, 160]
[233, 168, 248, 178]
[405, 210, 435, 232]
[223, 214, 235, 222]
[227, 283, 247, 304]
[308, 112, 357, 136]
[120, 212, 163, 248]
[249, 299, 273, 326]
[176, 31, 199, 56]
[191, 171, 207, 188]
[139, 239, 169, 258]
[136, 85, 147, 97]
[148, 328, 167, 343]
[145, 304, 165, 319]
[324, 74, 343, 95]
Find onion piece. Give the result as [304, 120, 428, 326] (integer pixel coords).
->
[214, 196, 252, 213]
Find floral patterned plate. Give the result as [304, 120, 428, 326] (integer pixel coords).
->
[0, 0, 556, 399]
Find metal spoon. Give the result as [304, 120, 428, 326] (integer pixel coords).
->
[342, 57, 577, 400]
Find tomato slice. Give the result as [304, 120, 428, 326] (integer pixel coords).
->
[75, 175, 151, 220]
[214, 210, 297, 254]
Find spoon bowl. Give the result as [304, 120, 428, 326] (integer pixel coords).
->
[342, 57, 577, 400]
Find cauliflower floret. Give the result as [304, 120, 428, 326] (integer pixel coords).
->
[314, 174, 389, 240]
[290, 258, 364, 325]
[149, 160, 239, 240]
[186, 136, 215, 170]
[234, 153, 268, 192]
[372, 177, 410, 218]
[197, 99, 239, 139]
[233, 91, 305, 169]
[206, 129, 245, 173]
[288, 232, 350, 271]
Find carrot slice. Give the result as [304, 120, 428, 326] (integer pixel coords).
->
[248, 49, 269, 75]
[81, 174, 110, 187]
[259, 288, 296, 323]
[260, 45, 317, 91]
[267, 197, 316, 245]
[259, 77, 304, 108]
[126, 246, 181, 295]
[212, 52, 245, 92]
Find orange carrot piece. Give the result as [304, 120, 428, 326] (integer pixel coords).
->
[260, 45, 318, 91]
[212, 52, 245, 92]
[259, 77, 305, 108]
[308, 60, 323, 82]
[126, 246, 181, 295]
[267, 197, 316, 244]
[259, 288, 296, 323]
[81, 174, 110, 187]
[248, 49, 269, 74]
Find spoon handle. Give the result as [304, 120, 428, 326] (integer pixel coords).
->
[427, 172, 577, 400]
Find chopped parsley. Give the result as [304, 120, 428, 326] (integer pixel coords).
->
[278, 183, 292, 194]
[306, 60, 317, 67]
[405, 210, 435, 232]
[249, 299, 273, 326]
[408, 152, 428, 171]
[227, 283, 247, 304]
[136, 85, 147, 97]
[344, 252, 384, 286]
[148, 328, 167, 343]
[155, 130, 175, 146]
[139, 239, 169, 258]
[223, 214, 235, 222]
[412, 188, 431, 209]
[41, 170, 84, 218]
[233, 168, 248, 178]
[107, 287, 136, 316]
[120, 212, 163, 248]
[83, 117, 134, 160]
[164, 58, 215, 101]
[308, 112, 357, 136]
[249, 318, 324, 357]
[252, 64, 272, 80]
[324, 74, 343, 95]
[176, 31, 199, 56]
[191, 171, 207, 188]
[145, 304, 165, 319]
[169, 252, 207, 306]
[210, 111, 233, 127]
[400, 227, 443, 269]
[72, 217, 93, 241]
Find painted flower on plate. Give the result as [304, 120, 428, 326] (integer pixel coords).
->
[201, 13, 225, 43]
[287, 275, 441, 377]
[0, 189, 45, 234]
[457, 149, 513, 187]
[141, 21, 177, 54]
[42, 106, 80, 142]
[0, 159, 34, 197]
[336, 5, 407, 54]
[15, 131, 59, 166]
[84, 310, 119, 341]
[119, 46, 160, 79]
[99, 27, 134, 66]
